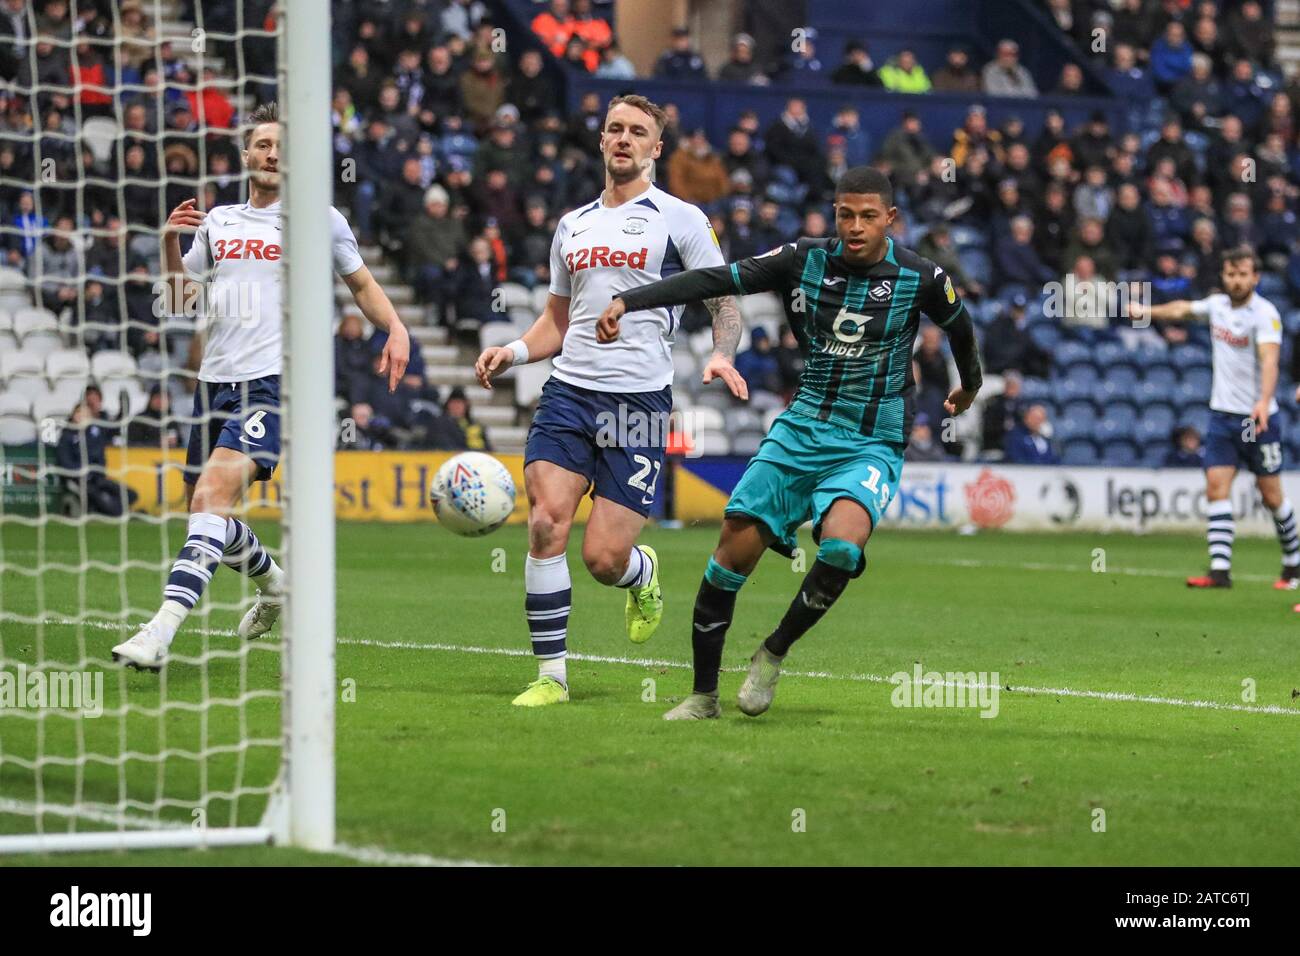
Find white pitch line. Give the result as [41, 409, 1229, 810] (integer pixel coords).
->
[934, 557, 1278, 584]
[330, 842, 498, 867]
[337, 637, 1300, 718]
[24, 617, 1300, 718]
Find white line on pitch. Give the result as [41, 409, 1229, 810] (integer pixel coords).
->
[27, 617, 1300, 718]
[931, 557, 1278, 583]
[331, 842, 498, 867]
[337, 637, 1300, 718]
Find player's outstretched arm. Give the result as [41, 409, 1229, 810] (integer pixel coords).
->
[597, 263, 739, 345]
[1130, 300, 1198, 323]
[475, 294, 570, 390]
[598, 244, 799, 343]
[343, 265, 410, 392]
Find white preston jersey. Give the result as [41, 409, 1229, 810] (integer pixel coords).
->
[1190, 291, 1283, 416]
[181, 200, 365, 382]
[548, 183, 725, 392]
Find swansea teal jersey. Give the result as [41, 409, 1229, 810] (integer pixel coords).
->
[619, 236, 975, 443]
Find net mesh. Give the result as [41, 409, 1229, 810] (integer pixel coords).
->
[0, 0, 289, 843]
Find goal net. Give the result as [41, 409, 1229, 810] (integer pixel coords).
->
[0, 0, 334, 853]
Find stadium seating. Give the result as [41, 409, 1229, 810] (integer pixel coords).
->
[0, 0, 1290, 475]
[0, 392, 35, 445]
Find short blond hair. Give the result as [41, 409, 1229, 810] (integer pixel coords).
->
[605, 94, 667, 136]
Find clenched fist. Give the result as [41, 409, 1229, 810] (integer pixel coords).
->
[596, 297, 626, 343]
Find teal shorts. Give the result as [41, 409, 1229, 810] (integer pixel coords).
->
[726, 410, 904, 565]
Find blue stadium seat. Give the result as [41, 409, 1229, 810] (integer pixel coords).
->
[1174, 380, 1206, 407]
[1095, 341, 1135, 370]
[1259, 272, 1286, 299]
[1170, 344, 1211, 371]
[1101, 440, 1140, 467]
[958, 249, 992, 287]
[1136, 393, 1178, 422]
[1181, 368, 1213, 393]
[1101, 367, 1140, 393]
[948, 224, 986, 251]
[1141, 365, 1178, 391]
[1057, 376, 1101, 403]
[1135, 416, 1173, 445]
[1053, 416, 1092, 443]
[1105, 397, 1140, 419]
[1065, 362, 1101, 386]
[996, 284, 1030, 306]
[1062, 440, 1098, 466]
[1028, 322, 1061, 351]
[964, 299, 992, 326]
[1180, 406, 1211, 435]
[1141, 404, 1176, 433]
[765, 179, 807, 206]
[1054, 340, 1091, 369]
[1140, 443, 1169, 468]
[1133, 343, 1168, 364]
[1095, 412, 1136, 443]
[1061, 399, 1098, 428]
[1019, 376, 1052, 402]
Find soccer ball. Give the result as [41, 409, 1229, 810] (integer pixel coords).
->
[430, 452, 517, 536]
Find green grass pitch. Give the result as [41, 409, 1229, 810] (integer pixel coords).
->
[2, 519, 1299, 866]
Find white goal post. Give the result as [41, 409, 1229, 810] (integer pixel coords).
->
[280, 0, 336, 853]
[0, 0, 335, 854]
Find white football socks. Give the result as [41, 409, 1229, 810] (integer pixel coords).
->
[615, 545, 653, 589]
[525, 553, 571, 688]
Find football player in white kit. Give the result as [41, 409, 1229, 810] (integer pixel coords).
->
[1133, 246, 1299, 590]
[475, 94, 747, 706]
[113, 102, 410, 670]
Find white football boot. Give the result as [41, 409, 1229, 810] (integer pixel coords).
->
[112, 624, 168, 672]
[663, 692, 722, 720]
[238, 587, 284, 640]
[737, 642, 785, 716]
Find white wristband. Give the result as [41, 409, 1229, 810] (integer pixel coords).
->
[505, 339, 529, 366]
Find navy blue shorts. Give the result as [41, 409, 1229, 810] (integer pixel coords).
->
[1204, 408, 1285, 476]
[184, 375, 281, 484]
[524, 376, 672, 516]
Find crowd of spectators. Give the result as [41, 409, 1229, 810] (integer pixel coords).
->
[2, 0, 1295, 471]
[333, 313, 490, 451]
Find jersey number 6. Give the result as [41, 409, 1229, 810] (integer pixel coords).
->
[243, 410, 267, 440]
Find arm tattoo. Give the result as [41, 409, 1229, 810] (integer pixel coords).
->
[705, 295, 743, 360]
